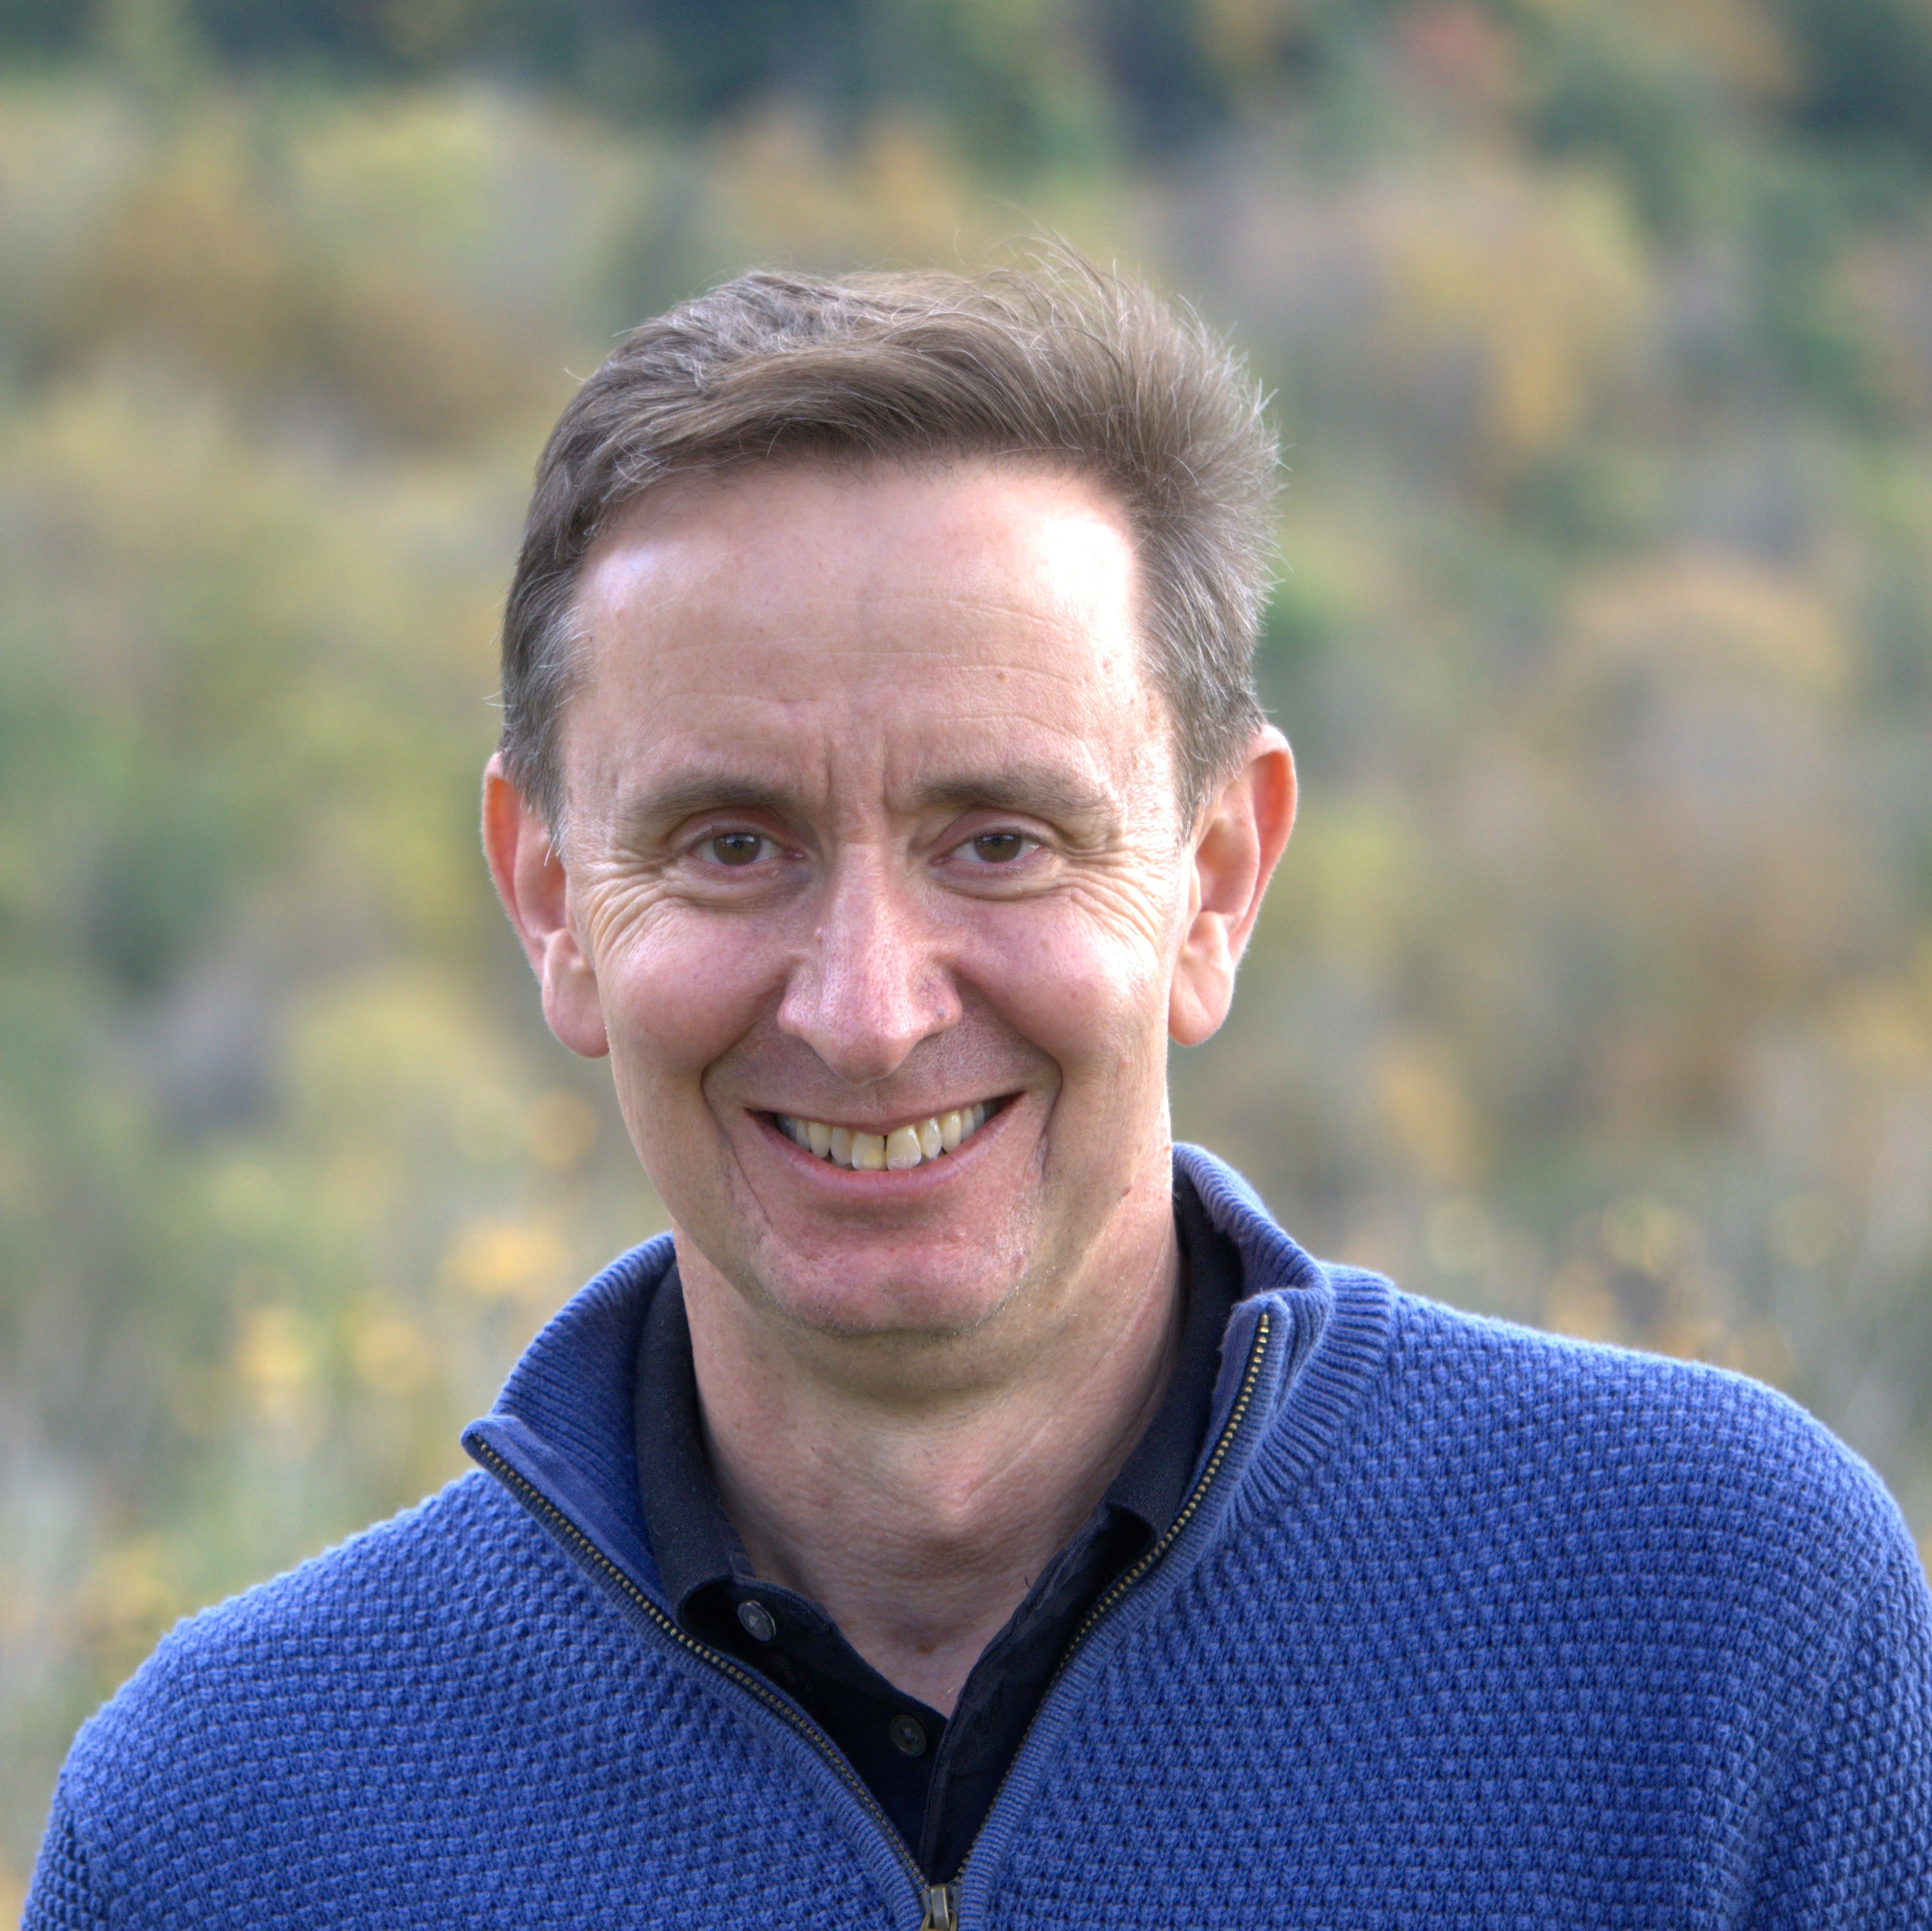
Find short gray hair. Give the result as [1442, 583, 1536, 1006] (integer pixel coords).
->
[499, 254, 1276, 828]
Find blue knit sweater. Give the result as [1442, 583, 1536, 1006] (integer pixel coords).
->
[27, 1149, 1932, 1928]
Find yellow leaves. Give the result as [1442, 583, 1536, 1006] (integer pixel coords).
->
[697, 89, 1128, 276]
[49, 91, 563, 448]
[1543, 1259, 1624, 1343]
[527, 1088, 601, 1171]
[1538, 1197, 1791, 1379]
[74, 1534, 182, 1681]
[1374, 1033, 1487, 1188]
[1826, 970, 1932, 1087]
[9, 376, 311, 713]
[1372, 167, 1648, 480]
[229, 1275, 449, 1449]
[321, 266, 542, 446]
[1563, 553, 1852, 703]
[65, 113, 299, 389]
[439, 1216, 570, 1310]
[1600, 1190, 1696, 1277]
[292, 92, 501, 269]
[287, 968, 514, 1146]
[233, 1302, 321, 1432]
[277, 977, 597, 1327]
[1264, 796, 1419, 965]
[347, 1301, 437, 1397]
[711, 110, 989, 271]
[1194, 0, 1313, 76]
[1526, 552, 1868, 1005]
[1629, 0, 1798, 105]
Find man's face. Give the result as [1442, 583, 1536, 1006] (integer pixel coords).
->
[527, 461, 1223, 1339]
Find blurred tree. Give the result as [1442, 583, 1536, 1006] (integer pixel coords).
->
[1775, 0, 1932, 159]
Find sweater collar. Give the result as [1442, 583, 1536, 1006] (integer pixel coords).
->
[462, 1144, 1339, 1609]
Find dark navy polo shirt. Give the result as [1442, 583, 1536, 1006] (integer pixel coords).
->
[631, 1171, 1244, 1883]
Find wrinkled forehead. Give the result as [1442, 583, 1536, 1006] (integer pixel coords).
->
[561, 459, 1181, 825]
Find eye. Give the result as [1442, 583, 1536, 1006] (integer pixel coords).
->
[965, 831, 1032, 864]
[706, 832, 766, 867]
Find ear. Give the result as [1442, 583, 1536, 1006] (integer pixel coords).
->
[481, 753, 609, 1059]
[1169, 729, 1296, 1047]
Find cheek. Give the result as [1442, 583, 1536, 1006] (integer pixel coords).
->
[968, 895, 1177, 1075]
[598, 913, 777, 1103]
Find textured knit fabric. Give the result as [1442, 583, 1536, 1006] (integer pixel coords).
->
[26, 1147, 1932, 1930]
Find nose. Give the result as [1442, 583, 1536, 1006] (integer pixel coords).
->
[777, 851, 960, 1085]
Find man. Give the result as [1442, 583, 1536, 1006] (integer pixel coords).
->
[29, 262, 1932, 1928]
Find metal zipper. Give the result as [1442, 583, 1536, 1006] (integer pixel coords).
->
[944, 1307, 1275, 1906]
[475, 1302, 1272, 1931]
[1053, 1307, 1272, 1664]
[466, 1437, 931, 1911]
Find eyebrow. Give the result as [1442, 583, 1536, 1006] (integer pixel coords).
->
[910, 768, 1111, 825]
[613, 763, 1114, 843]
[617, 775, 798, 837]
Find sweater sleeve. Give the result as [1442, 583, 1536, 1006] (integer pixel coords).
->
[21, 1786, 113, 1931]
[1754, 1532, 1932, 1928]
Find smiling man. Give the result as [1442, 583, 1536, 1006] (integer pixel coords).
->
[29, 263, 1932, 1929]
[494, 449, 1280, 1743]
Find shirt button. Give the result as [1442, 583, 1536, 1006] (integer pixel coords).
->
[888, 1715, 928, 1758]
[736, 1599, 777, 1643]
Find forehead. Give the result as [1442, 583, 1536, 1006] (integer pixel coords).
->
[564, 460, 1173, 814]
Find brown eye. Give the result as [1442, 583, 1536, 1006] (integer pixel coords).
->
[709, 833, 764, 867]
[971, 832, 1026, 863]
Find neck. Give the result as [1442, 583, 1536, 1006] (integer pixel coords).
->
[678, 1199, 1182, 1716]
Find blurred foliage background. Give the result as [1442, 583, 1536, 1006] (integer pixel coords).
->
[5, 0, 1932, 1896]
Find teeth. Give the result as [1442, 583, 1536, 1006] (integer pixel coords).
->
[775, 1102, 998, 1171]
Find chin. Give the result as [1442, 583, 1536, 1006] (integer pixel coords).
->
[747, 1242, 1027, 1341]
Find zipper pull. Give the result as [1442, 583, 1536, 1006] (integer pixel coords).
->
[920, 1881, 958, 1930]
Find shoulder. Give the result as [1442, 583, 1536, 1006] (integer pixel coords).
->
[1230, 1272, 1932, 1805]
[1382, 1284, 1888, 1508]
[1361, 1281, 1909, 1606]
[55, 1473, 593, 1846]
[87, 1470, 553, 1691]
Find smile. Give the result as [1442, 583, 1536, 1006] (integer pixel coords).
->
[771, 1102, 998, 1171]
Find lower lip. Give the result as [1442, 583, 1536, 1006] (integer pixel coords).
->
[754, 1102, 1014, 1190]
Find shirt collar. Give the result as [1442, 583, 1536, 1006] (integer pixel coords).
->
[464, 1144, 1336, 1621]
[630, 1163, 1250, 1620]
[631, 1259, 748, 1617]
